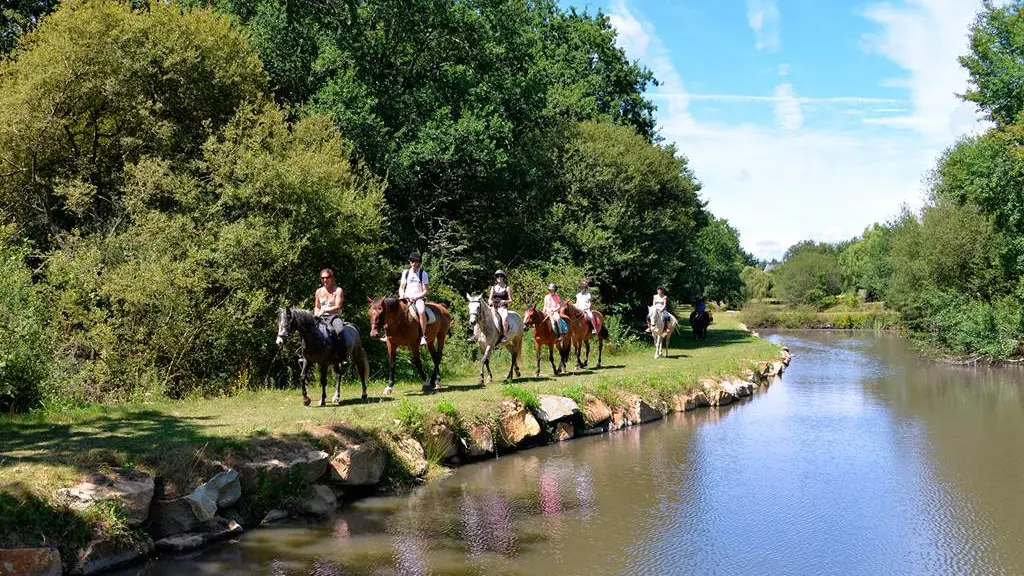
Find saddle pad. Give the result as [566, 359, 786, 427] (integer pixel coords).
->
[407, 304, 437, 325]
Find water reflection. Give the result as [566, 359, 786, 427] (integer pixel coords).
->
[118, 330, 1024, 576]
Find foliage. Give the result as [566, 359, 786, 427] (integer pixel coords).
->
[0, 231, 52, 412]
[393, 399, 426, 437]
[771, 243, 843, 308]
[740, 265, 773, 302]
[696, 217, 746, 305]
[503, 384, 540, 412]
[960, 0, 1024, 127]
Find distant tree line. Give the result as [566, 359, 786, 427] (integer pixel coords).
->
[0, 0, 750, 412]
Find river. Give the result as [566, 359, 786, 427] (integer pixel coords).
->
[115, 331, 1024, 575]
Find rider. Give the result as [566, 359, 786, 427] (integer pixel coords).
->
[314, 268, 346, 359]
[646, 286, 668, 332]
[544, 282, 563, 336]
[576, 281, 597, 335]
[696, 297, 707, 314]
[490, 270, 512, 343]
[399, 251, 430, 346]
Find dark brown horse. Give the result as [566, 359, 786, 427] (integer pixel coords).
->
[368, 297, 451, 392]
[522, 305, 571, 377]
[560, 301, 608, 369]
[689, 310, 713, 340]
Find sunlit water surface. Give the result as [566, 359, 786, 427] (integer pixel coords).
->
[115, 331, 1024, 575]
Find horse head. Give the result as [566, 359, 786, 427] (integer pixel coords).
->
[367, 297, 384, 338]
[647, 305, 660, 327]
[523, 305, 537, 329]
[465, 293, 484, 327]
[275, 307, 293, 346]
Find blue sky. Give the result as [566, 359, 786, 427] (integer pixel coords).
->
[567, 0, 988, 260]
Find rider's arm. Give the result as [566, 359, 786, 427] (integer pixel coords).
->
[505, 288, 512, 305]
[323, 287, 343, 315]
[314, 289, 322, 316]
[398, 270, 407, 299]
[420, 271, 429, 298]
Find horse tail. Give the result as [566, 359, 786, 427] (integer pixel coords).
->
[599, 325, 609, 339]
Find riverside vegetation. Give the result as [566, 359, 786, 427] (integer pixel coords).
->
[0, 313, 787, 574]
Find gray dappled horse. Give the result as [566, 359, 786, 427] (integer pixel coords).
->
[275, 307, 371, 406]
[648, 305, 678, 358]
[466, 293, 523, 384]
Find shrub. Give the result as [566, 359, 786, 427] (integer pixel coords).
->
[0, 233, 52, 413]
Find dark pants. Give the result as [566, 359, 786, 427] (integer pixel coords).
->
[323, 315, 346, 360]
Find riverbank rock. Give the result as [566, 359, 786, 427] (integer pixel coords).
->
[721, 379, 753, 398]
[238, 447, 330, 494]
[669, 391, 700, 412]
[0, 548, 62, 576]
[621, 394, 663, 424]
[581, 394, 611, 427]
[700, 380, 734, 407]
[425, 417, 459, 461]
[153, 518, 243, 553]
[464, 421, 494, 457]
[150, 497, 201, 539]
[70, 537, 153, 576]
[58, 468, 154, 527]
[497, 399, 541, 447]
[383, 432, 428, 477]
[780, 347, 792, 365]
[552, 422, 574, 442]
[301, 484, 338, 517]
[185, 470, 241, 522]
[261, 509, 290, 524]
[330, 440, 386, 485]
[535, 395, 577, 425]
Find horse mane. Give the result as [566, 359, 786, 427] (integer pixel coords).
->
[283, 307, 317, 332]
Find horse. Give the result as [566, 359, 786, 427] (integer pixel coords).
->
[522, 305, 571, 377]
[648, 305, 678, 358]
[560, 301, 608, 369]
[368, 297, 451, 393]
[275, 307, 370, 406]
[466, 294, 523, 384]
[689, 309, 713, 340]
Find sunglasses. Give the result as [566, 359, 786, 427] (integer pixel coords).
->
[321, 276, 332, 280]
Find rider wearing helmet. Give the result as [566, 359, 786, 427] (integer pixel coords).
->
[646, 286, 668, 332]
[399, 251, 430, 346]
[543, 282, 563, 336]
[490, 270, 511, 343]
[576, 281, 597, 335]
[314, 268, 346, 359]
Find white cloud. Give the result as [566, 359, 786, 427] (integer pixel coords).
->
[860, 0, 985, 143]
[747, 0, 781, 52]
[606, 0, 985, 261]
[772, 83, 803, 130]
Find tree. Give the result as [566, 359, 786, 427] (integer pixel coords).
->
[0, 0, 58, 55]
[772, 242, 843, 306]
[960, 1, 1024, 127]
[838, 223, 893, 301]
[696, 217, 746, 305]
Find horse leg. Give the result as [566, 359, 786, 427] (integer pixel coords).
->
[597, 336, 603, 368]
[385, 343, 397, 395]
[583, 340, 590, 367]
[511, 339, 521, 379]
[333, 363, 343, 405]
[356, 345, 368, 401]
[478, 344, 488, 385]
[535, 340, 543, 377]
[430, 326, 446, 387]
[318, 364, 328, 407]
[484, 345, 494, 384]
[411, 347, 431, 390]
[299, 357, 311, 406]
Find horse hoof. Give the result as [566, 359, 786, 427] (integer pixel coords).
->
[361, 394, 368, 402]
[318, 399, 326, 407]
[332, 395, 340, 404]
[382, 386, 393, 396]
[303, 396, 311, 407]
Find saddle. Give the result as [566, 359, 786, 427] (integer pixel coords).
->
[406, 302, 438, 324]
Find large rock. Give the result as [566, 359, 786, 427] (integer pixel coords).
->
[153, 518, 242, 553]
[384, 432, 428, 477]
[0, 548, 62, 576]
[185, 470, 241, 522]
[70, 537, 153, 576]
[150, 497, 200, 539]
[301, 484, 338, 517]
[669, 391, 699, 412]
[721, 379, 754, 398]
[238, 449, 329, 494]
[464, 421, 494, 458]
[291, 450, 331, 484]
[58, 468, 154, 527]
[608, 407, 627, 431]
[425, 417, 459, 461]
[621, 394, 663, 424]
[330, 440, 386, 485]
[700, 380, 734, 407]
[581, 394, 611, 427]
[780, 346, 792, 366]
[497, 399, 541, 447]
[552, 422, 574, 442]
[534, 395, 577, 424]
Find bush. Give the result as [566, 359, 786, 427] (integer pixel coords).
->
[0, 234, 52, 412]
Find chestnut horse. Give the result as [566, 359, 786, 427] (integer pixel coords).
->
[560, 301, 608, 369]
[523, 305, 571, 377]
[368, 297, 451, 393]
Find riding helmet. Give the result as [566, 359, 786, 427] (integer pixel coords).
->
[548, 282, 557, 291]
[494, 269, 506, 278]
[408, 251, 421, 262]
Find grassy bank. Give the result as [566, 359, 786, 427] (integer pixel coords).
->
[740, 302, 901, 330]
[1, 312, 778, 557]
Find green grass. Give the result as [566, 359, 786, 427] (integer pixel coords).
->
[740, 302, 901, 330]
[0, 312, 776, 507]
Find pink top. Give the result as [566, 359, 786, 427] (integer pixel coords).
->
[543, 293, 562, 316]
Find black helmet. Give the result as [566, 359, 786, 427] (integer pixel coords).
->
[408, 251, 421, 262]
[548, 282, 557, 291]
[579, 281, 588, 288]
[494, 269, 506, 278]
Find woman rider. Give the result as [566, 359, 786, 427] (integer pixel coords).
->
[314, 268, 346, 359]
[490, 270, 511, 343]
[646, 286, 668, 332]
[544, 282, 563, 336]
[576, 281, 597, 335]
[398, 251, 429, 346]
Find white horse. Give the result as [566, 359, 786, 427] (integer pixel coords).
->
[466, 293, 524, 384]
[648, 305, 678, 359]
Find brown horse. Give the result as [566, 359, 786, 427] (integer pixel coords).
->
[689, 309, 713, 340]
[368, 297, 451, 393]
[522, 305, 571, 377]
[560, 301, 608, 369]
